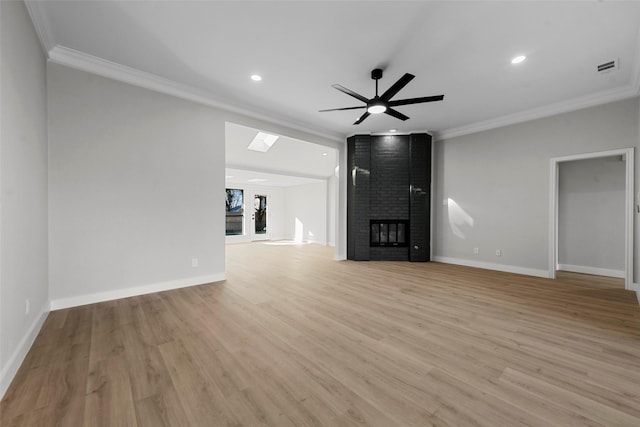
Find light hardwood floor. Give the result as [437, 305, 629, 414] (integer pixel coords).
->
[2, 242, 640, 426]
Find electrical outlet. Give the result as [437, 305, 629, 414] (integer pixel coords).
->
[191, 258, 199, 268]
[25, 299, 30, 315]
[473, 247, 479, 255]
[495, 249, 502, 256]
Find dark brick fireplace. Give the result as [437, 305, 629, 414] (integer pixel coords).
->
[347, 133, 431, 262]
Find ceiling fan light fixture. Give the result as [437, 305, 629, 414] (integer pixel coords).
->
[367, 104, 387, 114]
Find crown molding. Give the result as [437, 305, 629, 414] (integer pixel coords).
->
[24, 0, 55, 55]
[47, 45, 344, 144]
[436, 24, 640, 141]
[435, 84, 638, 141]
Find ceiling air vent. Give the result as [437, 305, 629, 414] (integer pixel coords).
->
[597, 59, 618, 73]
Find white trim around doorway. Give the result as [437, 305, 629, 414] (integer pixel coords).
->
[549, 148, 634, 289]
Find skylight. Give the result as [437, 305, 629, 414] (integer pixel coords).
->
[247, 132, 279, 152]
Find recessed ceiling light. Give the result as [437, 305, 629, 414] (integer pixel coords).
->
[389, 129, 397, 133]
[322, 152, 328, 156]
[248, 178, 268, 182]
[250, 74, 262, 81]
[248, 131, 279, 152]
[511, 55, 526, 64]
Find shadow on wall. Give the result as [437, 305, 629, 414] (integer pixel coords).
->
[447, 198, 474, 239]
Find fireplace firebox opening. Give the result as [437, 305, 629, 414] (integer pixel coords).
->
[370, 220, 409, 247]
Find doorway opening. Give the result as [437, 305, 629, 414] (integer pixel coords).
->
[224, 122, 341, 250]
[252, 194, 269, 241]
[549, 148, 634, 289]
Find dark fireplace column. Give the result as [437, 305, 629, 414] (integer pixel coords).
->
[347, 133, 432, 262]
[347, 135, 371, 261]
[409, 133, 431, 261]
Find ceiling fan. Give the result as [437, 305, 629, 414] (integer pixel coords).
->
[319, 68, 444, 125]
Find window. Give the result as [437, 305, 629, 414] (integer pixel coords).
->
[225, 189, 244, 235]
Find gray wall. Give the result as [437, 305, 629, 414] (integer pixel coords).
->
[637, 98, 640, 289]
[558, 157, 625, 275]
[48, 63, 226, 305]
[0, 0, 49, 396]
[434, 97, 639, 278]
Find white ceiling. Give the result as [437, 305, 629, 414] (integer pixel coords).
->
[225, 168, 326, 188]
[26, 1, 640, 141]
[225, 122, 337, 185]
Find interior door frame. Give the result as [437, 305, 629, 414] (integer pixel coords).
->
[549, 147, 634, 289]
[251, 193, 270, 241]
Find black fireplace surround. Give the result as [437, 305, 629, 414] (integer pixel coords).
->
[347, 133, 431, 262]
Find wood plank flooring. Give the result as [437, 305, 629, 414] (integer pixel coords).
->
[2, 242, 640, 426]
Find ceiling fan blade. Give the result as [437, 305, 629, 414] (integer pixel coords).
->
[380, 73, 415, 101]
[332, 84, 370, 103]
[353, 111, 371, 125]
[319, 106, 367, 112]
[384, 108, 409, 121]
[388, 95, 444, 107]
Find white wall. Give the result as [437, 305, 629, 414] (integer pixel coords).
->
[327, 175, 338, 247]
[434, 97, 639, 278]
[558, 156, 625, 277]
[637, 97, 640, 296]
[0, 0, 50, 397]
[48, 63, 226, 307]
[224, 184, 285, 244]
[284, 181, 328, 245]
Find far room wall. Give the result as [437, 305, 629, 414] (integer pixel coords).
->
[558, 156, 626, 277]
[433, 97, 639, 280]
[225, 184, 286, 243]
[225, 180, 335, 247]
[284, 181, 328, 245]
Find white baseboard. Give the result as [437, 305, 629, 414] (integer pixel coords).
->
[0, 301, 50, 400]
[557, 264, 625, 279]
[432, 256, 551, 278]
[49, 273, 225, 310]
[306, 239, 328, 246]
